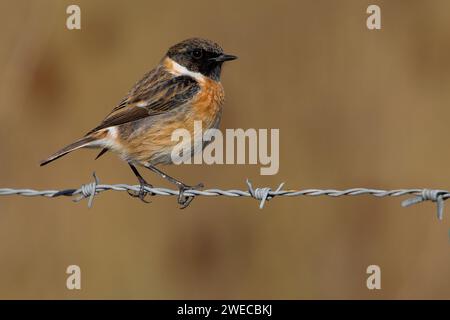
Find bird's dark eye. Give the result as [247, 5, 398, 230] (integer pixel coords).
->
[191, 49, 203, 59]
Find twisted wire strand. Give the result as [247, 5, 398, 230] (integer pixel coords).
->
[0, 173, 448, 220]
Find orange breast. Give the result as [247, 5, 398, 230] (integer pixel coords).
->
[190, 78, 224, 128]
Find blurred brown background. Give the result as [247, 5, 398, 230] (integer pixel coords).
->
[0, 0, 449, 299]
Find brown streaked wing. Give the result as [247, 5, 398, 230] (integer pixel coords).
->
[86, 69, 200, 134]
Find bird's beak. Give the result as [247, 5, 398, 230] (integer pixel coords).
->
[210, 54, 238, 62]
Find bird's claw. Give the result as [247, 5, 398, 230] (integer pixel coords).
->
[127, 183, 153, 203]
[178, 182, 203, 209]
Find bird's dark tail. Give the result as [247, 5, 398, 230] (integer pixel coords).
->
[40, 135, 99, 166]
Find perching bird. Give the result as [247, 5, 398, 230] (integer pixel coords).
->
[40, 38, 237, 208]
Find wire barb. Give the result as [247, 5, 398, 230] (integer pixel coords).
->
[246, 179, 285, 209]
[401, 189, 448, 221]
[73, 172, 99, 208]
[0, 173, 449, 220]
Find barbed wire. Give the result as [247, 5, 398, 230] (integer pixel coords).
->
[0, 172, 449, 220]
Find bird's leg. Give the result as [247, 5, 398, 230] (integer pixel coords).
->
[144, 164, 203, 208]
[128, 163, 153, 203]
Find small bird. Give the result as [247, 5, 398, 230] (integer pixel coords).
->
[40, 38, 237, 208]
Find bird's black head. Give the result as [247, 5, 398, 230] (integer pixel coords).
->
[166, 38, 237, 81]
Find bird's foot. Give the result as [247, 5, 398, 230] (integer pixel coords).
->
[128, 181, 154, 203]
[177, 182, 204, 209]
